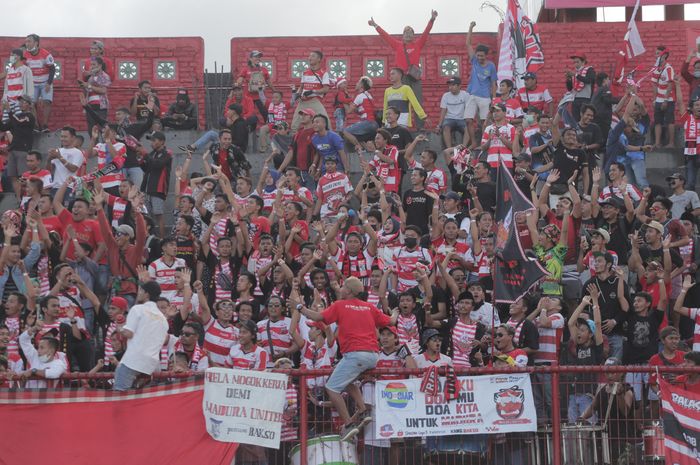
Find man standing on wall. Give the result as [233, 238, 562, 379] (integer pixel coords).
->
[291, 51, 330, 133]
[23, 34, 55, 133]
[369, 9, 437, 123]
[465, 22, 497, 150]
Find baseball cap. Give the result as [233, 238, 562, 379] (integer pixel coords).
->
[307, 320, 328, 331]
[491, 102, 507, 112]
[646, 220, 664, 234]
[440, 191, 461, 201]
[514, 153, 532, 162]
[599, 197, 622, 209]
[666, 172, 686, 182]
[604, 357, 622, 366]
[249, 50, 263, 58]
[92, 40, 105, 50]
[18, 95, 33, 104]
[298, 108, 316, 117]
[523, 72, 537, 80]
[149, 131, 166, 142]
[576, 317, 596, 334]
[421, 328, 441, 346]
[110, 296, 128, 312]
[324, 154, 339, 163]
[590, 228, 610, 244]
[380, 326, 399, 337]
[570, 50, 587, 60]
[116, 224, 135, 239]
[447, 77, 462, 85]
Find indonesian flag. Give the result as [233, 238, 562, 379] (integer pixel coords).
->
[497, 0, 545, 89]
[660, 379, 700, 465]
[613, 0, 646, 94]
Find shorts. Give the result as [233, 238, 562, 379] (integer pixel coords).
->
[34, 83, 53, 102]
[464, 95, 491, 120]
[145, 195, 165, 215]
[345, 119, 378, 137]
[441, 118, 467, 131]
[5, 150, 28, 177]
[325, 351, 378, 394]
[653, 101, 675, 126]
[625, 371, 649, 402]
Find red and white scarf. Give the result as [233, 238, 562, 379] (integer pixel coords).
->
[174, 340, 205, 369]
[573, 66, 591, 92]
[685, 113, 699, 156]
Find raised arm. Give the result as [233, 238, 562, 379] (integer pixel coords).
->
[466, 21, 476, 59]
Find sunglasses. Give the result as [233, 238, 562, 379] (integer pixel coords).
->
[115, 231, 129, 237]
[268, 303, 282, 307]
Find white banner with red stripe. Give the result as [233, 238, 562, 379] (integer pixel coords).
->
[203, 368, 288, 448]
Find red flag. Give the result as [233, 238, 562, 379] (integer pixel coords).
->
[660, 379, 700, 465]
[613, 0, 646, 95]
[0, 379, 237, 465]
[498, 0, 545, 89]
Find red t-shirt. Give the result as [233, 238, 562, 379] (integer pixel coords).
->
[322, 298, 392, 354]
[58, 209, 103, 261]
[248, 216, 271, 249]
[649, 350, 685, 386]
[287, 219, 309, 259]
[238, 66, 270, 101]
[42, 215, 63, 236]
[545, 210, 581, 265]
[675, 375, 700, 394]
[639, 276, 672, 329]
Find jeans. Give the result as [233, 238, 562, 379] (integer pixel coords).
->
[623, 157, 649, 188]
[325, 351, 378, 393]
[687, 155, 699, 191]
[567, 393, 596, 423]
[607, 333, 624, 361]
[192, 130, 220, 151]
[334, 107, 346, 132]
[533, 371, 552, 424]
[83, 307, 95, 336]
[113, 363, 142, 391]
[123, 167, 143, 189]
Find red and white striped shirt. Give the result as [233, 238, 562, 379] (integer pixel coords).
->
[148, 257, 186, 303]
[299, 67, 331, 101]
[375, 349, 405, 380]
[367, 290, 381, 308]
[172, 338, 209, 371]
[451, 319, 479, 368]
[23, 49, 54, 84]
[257, 317, 293, 367]
[214, 261, 234, 302]
[408, 159, 447, 195]
[414, 352, 452, 368]
[57, 287, 86, 329]
[255, 188, 277, 214]
[159, 336, 177, 371]
[3, 65, 32, 101]
[517, 85, 552, 113]
[652, 63, 675, 103]
[506, 318, 526, 346]
[107, 195, 129, 228]
[391, 246, 432, 292]
[688, 308, 700, 352]
[280, 187, 313, 205]
[431, 237, 473, 274]
[203, 318, 239, 366]
[300, 340, 337, 388]
[103, 322, 118, 364]
[316, 172, 353, 217]
[481, 123, 516, 168]
[474, 251, 493, 279]
[226, 344, 268, 370]
[208, 218, 229, 257]
[94, 142, 126, 189]
[534, 312, 565, 364]
[397, 313, 421, 355]
[248, 250, 273, 297]
[369, 145, 401, 193]
[332, 246, 375, 287]
[4, 316, 20, 357]
[280, 386, 298, 442]
[599, 184, 642, 203]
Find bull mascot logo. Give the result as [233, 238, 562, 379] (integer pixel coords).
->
[208, 417, 223, 439]
[494, 386, 525, 419]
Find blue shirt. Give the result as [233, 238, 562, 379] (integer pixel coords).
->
[311, 131, 345, 173]
[467, 56, 497, 98]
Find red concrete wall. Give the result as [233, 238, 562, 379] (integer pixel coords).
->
[0, 37, 205, 130]
[231, 33, 499, 126]
[232, 20, 700, 126]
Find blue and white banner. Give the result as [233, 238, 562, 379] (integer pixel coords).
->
[374, 374, 536, 438]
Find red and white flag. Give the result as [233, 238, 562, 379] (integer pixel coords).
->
[497, 0, 545, 89]
[613, 0, 646, 93]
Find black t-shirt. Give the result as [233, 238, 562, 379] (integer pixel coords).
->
[577, 122, 602, 149]
[623, 309, 664, 365]
[475, 181, 497, 213]
[386, 125, 414, 151]
[552, 142, 586, 185]
[583, 274, 631, 335]
[564, 340, 604, 393]
[595, 215, 632, 265]
[514, 169, 535, 195]
[638, 246, 683, 270]
[403, 189, 433, 235]
[510, 318, 540, 366]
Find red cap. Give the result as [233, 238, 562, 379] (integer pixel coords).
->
[381, 326, 399, 337]
[570, 50, 587, 61]
[298, 108, 316, 117]
[110, 297, 128, 312]
[307, 320, 328, 331]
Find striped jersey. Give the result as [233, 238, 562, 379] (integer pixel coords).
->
[256, 317, 293, 368]
[369, 145, 401, 193]
[281, 386, 298, 442]
[300, 339, 337, 388]
[391, 246, 432, 292]
[94, 142, 126, 189]
[480, 123, 516, 168]
[534, 312, 565, 364]
[203, 317, 239, 366]
[148, 257, 186, 303]
[451, 319, 480, 368]
[4, 65, 32, 100]
[226, 343, 267, 370]
[397, 313, 421, 355]
[652, 63, 675, 103]
[24, 49, 54, 84]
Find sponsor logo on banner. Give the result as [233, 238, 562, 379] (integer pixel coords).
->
[208, 418, 223, 439]
[379, 424, 394, 438]
[494, 386, 525, 419]
[381, 382, 415, 409]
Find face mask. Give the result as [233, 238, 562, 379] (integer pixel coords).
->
[694, 71, 700, 78]
[8, 56, 17, 65]
[39, 354, 52, 363]
[404, 237, 417, 249]
[524, 114, 535, 125]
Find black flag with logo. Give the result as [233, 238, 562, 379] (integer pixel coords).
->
[493, 160, 547, 303]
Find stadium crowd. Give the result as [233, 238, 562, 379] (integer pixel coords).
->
[2, 12, 700, 465]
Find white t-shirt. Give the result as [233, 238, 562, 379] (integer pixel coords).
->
[51, 147, 85, 187]
[440, 90, 469, 120]
[120, 301, 169, 374]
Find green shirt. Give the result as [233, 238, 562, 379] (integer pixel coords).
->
[534, 243, 568, 296]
